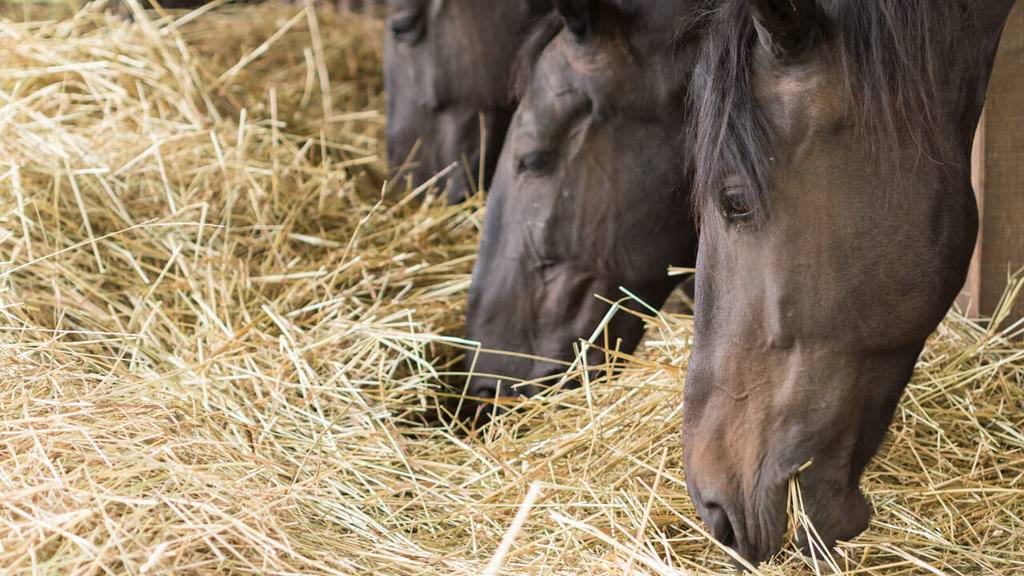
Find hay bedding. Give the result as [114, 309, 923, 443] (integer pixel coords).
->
[0, 3, 1021, 574]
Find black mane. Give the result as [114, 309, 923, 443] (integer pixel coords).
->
[512, 12, 565, 100]
[689, 0, 977, 215]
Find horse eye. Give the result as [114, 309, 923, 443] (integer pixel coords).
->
[515, 151, 552, 175]
[388, 12, 424, 43]
[721, 188, 755, 223]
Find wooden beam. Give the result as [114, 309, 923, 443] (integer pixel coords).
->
[959, 110, 985, 318]
[976, 2, 1024, 324]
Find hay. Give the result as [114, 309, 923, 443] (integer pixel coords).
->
[1, 4, 1022, 575]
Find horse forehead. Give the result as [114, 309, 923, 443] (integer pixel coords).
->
[754, 54, 848, 139]
[521, 36, 583, 98]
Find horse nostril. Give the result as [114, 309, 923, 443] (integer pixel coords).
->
[704, 503, 736, 548]
[467, 381, 499, 400]
[460, 381, 501, 425]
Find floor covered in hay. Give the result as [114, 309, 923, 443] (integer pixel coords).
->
[0, 4, 1022, 575]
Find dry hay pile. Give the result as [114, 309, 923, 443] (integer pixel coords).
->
[0, 3, 1022, 575]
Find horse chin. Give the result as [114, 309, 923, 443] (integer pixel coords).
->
[792, 483, 871, 558]
[444, 150, 481, 204]
[743, 475, 870, 567]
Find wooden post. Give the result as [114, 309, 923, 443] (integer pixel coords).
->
[959, 112, 986, 318]
[959, 3, 1024, 324]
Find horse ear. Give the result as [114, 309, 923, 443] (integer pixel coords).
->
[553, 0, 597, 39]
[749, 0, 821, 58]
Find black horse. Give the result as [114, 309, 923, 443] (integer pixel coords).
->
[384, 0, 551, 203]
[683, 0, 1015, 564]
[464, 1, 700, 405]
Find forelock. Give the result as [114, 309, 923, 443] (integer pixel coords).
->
[688, 0, 979, 220]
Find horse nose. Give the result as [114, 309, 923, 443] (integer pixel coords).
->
[688, 476, 762, 565]
[695, 496, 772, 569]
